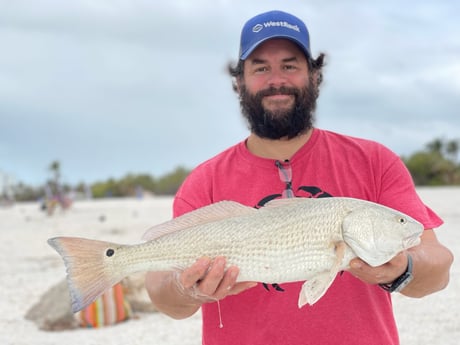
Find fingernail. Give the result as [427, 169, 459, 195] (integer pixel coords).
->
[230, 269, 238, 279]
[215, 257, 225, 268]
[198, 257, 211, 267]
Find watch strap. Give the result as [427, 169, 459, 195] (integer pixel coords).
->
[379, 253, 413, 293]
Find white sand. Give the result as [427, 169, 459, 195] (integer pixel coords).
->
[0, 188, 458, 345]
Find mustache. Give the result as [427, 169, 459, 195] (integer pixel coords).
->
[255, 86, 300, 98]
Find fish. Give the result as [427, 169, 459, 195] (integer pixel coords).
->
[47, 197, 423, 313]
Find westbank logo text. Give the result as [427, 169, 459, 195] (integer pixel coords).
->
[252, 21, 301, 33]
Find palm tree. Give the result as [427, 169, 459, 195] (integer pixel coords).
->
[446, 139, 459, 163]
[426, 138, 444, 154]
[49, 160, 61, 186]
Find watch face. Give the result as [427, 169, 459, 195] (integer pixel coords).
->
[393, 273, 413, 293]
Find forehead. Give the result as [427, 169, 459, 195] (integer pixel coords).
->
[245, 38, 307, 62]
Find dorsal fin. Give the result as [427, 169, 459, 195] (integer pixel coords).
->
[263, 198, 307, 209]
[142, 200, 256, 241]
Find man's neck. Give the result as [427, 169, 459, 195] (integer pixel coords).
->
[246, 128, 313, 161]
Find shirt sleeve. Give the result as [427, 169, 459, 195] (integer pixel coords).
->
[377, 148, 443, 229]
[173, 166, 214, 218]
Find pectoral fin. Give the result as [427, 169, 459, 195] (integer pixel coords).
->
[298, 241, 347, 308]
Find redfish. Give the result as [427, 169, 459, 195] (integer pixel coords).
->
[48, 197, 423, 313]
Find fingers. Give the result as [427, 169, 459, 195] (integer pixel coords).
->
[211, 266, 257, 298]
[179, 257, 212, 289]
[194, 256, 227, 297]
[348, 252, 408, 285]
[228, 281, 259, 295]
[176, 256, 257, 303]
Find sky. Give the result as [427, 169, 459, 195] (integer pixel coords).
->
[1, 0, 459, 188]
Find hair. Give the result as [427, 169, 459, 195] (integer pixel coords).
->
[227, 52, 326, 92]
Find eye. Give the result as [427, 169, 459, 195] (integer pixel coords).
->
[283, 64, 297, 70]
[106, 248, 115, 257]
[398, 217, 407, 225]
[254, 66, 269, 73]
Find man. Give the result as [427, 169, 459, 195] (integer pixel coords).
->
[145, 10, 453, 344]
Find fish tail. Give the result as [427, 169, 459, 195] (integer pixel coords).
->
[48, 237, 124, 313]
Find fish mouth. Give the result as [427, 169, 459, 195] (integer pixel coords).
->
[403, 233, 422, 248]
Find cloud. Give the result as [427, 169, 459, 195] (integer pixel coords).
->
[0, 0, 458, 186]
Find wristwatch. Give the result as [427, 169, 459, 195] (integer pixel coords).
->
[379, 254, 413, 293]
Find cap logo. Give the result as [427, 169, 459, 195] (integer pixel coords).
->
[252, 24, 263, 33]
[252, 20, 301, 34]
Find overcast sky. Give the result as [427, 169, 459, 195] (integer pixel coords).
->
[1, 0, 459, 188]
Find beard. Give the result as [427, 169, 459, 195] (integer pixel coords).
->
[239, 76, 319, 139]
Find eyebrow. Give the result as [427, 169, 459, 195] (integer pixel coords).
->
[250, 56, 299, 65]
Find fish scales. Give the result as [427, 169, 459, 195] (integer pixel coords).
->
[48, 197, 423, 312]
[130, 199, 345, 283]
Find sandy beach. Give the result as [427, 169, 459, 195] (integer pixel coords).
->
[0, 188, 458, 345]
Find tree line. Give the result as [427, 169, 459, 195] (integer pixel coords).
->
[402, 138, 459, 185]
[4, 137, 460, 202]
[8, 166, 191, 202]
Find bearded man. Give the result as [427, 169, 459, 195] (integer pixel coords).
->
[146, 10, 453, 345]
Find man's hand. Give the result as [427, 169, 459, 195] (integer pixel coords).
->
[348, 251, 408, 286]
[175, 256, 258, 302]
[348, 229, 453, 297]
[145, 256, 257, 319]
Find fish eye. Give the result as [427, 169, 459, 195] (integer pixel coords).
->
[106, 248, 115, 257]
[398, 217, 407, 224]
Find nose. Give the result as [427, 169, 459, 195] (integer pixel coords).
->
[266, 68, 287, 88]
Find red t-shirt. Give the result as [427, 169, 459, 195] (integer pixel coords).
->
[173, 128, 443, 345]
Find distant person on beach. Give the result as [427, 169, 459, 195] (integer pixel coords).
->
[145, 10, 453, 344]
[41, 182, 72, 216]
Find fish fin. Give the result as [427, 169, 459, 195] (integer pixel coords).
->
[262, 198, 308, 209]
[298, 272, 336, 308]
[48, 237, 125, 313]
[142, 200, 256, 241]
[298, 241, 347, 308]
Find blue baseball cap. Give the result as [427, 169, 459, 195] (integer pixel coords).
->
[239, 10, 311, 61]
